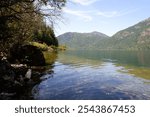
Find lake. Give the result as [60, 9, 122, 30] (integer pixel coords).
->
[33, 50, 150, 100]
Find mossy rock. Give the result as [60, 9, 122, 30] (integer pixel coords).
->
[8, 44, 45, 66]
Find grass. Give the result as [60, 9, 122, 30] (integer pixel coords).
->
[30, 42, 49, 51]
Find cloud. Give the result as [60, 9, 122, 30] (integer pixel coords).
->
[70, 0, 99, 6]
[97, 11, 118, 18]
[63, 8, 93, 21]
[63, 8, 138, 22]
[97, 9, 138, 18]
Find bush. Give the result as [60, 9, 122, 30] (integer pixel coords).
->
[30, 42, 48, 51]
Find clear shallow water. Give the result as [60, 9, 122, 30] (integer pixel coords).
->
[33, 50, 150, 100]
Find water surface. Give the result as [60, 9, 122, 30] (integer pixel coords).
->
[33, 50, 150, 100]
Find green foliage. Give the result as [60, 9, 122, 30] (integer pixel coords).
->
[0, 0, 66, 53]
[30, 42, 49, 51]
[33, 25, 58, 47]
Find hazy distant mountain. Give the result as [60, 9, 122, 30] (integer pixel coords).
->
[57, 31, 109, 49]
[58, 17, 150, 50]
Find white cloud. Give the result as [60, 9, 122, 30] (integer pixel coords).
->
[97, 9, 138, 18]
[63, 8, 138, 22]
[63, 8, 93, 21]
[70, 0, 99, 6]
[97, 11, 118, 18]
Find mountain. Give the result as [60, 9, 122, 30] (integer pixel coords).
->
[57, 31, 109, 49]
[107, 17, 150, 50]
[58, 17, 150, 50]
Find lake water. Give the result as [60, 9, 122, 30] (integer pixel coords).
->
[33, 50, 150, 100]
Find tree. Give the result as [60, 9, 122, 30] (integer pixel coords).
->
[0, 0, 66, 53]
[33, 24, 58, 46]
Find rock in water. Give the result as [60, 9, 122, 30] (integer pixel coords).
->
[0, 59, 16, 96]
[0, 59, 15, 81]
[25, 69, 32, 79]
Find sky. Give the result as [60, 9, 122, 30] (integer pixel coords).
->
[54, 0, 150, 36]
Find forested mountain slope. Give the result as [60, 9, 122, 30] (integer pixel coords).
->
[58, 31, 109, 49]
[58, 17, 150, 50]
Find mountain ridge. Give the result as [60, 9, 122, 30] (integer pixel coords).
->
[57, 31, 109, 50]
[58, 17, 150, 50]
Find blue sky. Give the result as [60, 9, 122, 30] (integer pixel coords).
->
[55, 0, 150, 36]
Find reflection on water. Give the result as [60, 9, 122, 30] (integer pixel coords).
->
[117, 64, 150, 80]
[43, 51, 58, 65]
[33, 50, 150, 100]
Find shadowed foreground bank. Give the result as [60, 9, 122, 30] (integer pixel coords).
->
[0, 49, 57, 99]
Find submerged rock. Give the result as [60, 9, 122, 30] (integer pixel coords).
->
[0, 59, 34, 99]
[25, 69, 32, 79]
